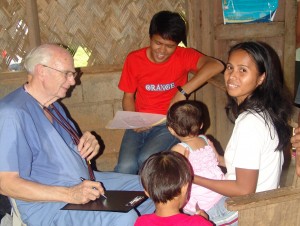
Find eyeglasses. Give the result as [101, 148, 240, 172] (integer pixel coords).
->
[42, 64, 78, 79]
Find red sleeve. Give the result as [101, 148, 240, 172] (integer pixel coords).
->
[118, 55, 137, 93]
[180, 47, 204, 73]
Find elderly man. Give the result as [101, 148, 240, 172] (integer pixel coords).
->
[0, 44, 154, 226]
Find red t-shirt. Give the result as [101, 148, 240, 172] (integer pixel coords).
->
[134, 213, 213, 226]
[118, 47, 203, 115]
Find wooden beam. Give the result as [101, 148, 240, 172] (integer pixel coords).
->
[186, 0, 200, 49]
[26, 0, 41, 50]
[283, 0, 297, 95]
[226, 187, 300, 211]
[215, 22, 285, 40]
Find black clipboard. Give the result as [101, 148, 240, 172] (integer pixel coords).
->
[61, 190, 148, 212]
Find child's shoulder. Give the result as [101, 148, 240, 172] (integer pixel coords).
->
[171, 144, 187, 156]
[134, 213, 155, 225]
[135, 213, 213, 226]
[181, 214, 213, 226]
[198, 135, 209, 144]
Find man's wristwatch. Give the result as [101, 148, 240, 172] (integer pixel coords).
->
[177, 86, 190, 99]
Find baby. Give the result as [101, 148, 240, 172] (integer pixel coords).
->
[167, 100, 224, 214]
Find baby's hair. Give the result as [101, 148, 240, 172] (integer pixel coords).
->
[139, 151, 193, 204]
[166, 100, 203, 137]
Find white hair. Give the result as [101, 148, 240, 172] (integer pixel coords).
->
[24, 44, 64, 74]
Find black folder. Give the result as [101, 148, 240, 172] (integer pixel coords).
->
[61, 190, 148, 212]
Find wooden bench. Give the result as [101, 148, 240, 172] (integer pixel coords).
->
[225, 154, 300, 226]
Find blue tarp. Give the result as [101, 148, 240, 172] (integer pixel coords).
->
[222, 0, 279, 24]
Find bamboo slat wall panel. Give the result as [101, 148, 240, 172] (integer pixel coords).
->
[0, 0, 186, 71]
[0, 0, 29, 71]
[37, 0, 186, 66]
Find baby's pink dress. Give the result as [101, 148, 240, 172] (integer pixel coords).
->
[180, 135, 224, 214]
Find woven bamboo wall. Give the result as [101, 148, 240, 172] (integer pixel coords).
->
[0, 0, 28, 71]
[0, 0, 186, 71]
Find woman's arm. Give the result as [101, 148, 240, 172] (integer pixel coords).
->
[194, 167, 258, 197]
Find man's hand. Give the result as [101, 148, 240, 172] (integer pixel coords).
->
[133, 127, 152, 133]
[68, 180, 104, 204]
[78, 131, 100, 161]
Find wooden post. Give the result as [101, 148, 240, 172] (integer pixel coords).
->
[284, 0, 297, 95]
[26, 0, 41, 50]
[297, 112, 300, 177]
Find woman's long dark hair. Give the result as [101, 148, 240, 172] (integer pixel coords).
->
[225, 41, 292, 151]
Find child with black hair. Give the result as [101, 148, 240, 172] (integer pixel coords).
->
[135, 151, 213, 226]
[167, 100, 224, 215]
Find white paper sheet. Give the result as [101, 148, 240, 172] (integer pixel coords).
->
[105, 111, 166, 129]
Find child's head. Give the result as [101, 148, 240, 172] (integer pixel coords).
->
[166, 100, 203, 137]
[149, 10, 187, 46]
[139, 151, 193, 205]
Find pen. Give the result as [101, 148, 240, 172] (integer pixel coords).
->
[80, 177, 107, 199]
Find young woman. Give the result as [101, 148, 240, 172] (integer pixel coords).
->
[194, 41, 292, 225]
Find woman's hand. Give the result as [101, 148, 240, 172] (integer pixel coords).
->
[195, 203, 209, 220]
[291, 127, 300, 176]
[291, 127, 300, 149]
